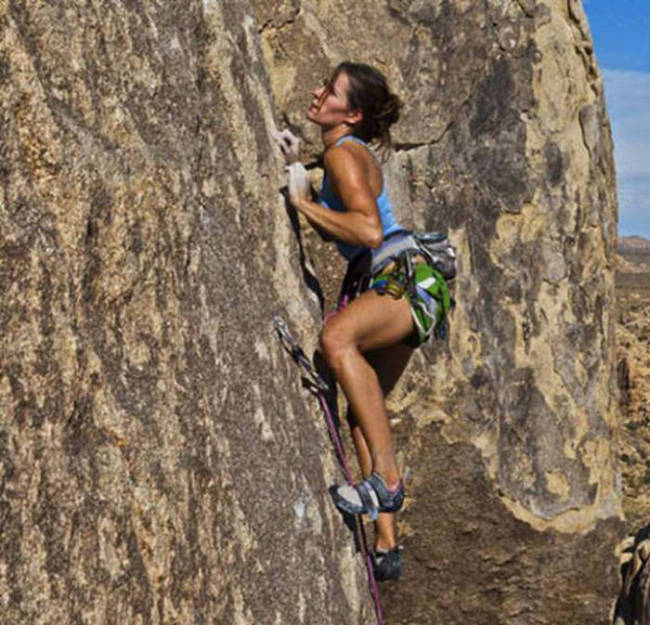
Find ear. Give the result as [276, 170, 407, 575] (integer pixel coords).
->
[345, 109, 363, 126]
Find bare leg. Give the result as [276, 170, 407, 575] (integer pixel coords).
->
[349, 343, 413, 550]
[320, 289, 413, 489]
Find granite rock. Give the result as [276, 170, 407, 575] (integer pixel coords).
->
[1, 1, 623, 623]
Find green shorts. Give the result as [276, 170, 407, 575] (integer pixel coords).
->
[369, 262, 451, 347]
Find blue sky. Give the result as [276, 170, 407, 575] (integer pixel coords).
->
[583, 1, 650, 238]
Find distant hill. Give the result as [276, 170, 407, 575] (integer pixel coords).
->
[617, 236, 650, 289]
[618, 236, 650, 255]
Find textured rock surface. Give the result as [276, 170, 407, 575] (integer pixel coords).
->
[0, 2, 368, 623]
[0, 0, 623, 624]
[616, 284, 650, 525]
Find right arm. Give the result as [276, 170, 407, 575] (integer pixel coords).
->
[290, 146, 383, 249]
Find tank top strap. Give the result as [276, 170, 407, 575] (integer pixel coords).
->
[335, 135, 367, 147]
[334, 135, 381, 167]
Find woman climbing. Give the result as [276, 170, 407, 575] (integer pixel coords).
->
[275, 62, 451, 581]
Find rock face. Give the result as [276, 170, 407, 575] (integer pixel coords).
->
[616, 276, 650, 526]
[0, 1, 622, 624]
[613, 246, 650, 624]
[1, 2, 368, 623]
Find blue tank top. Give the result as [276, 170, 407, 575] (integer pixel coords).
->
[317, 135, 402, 261]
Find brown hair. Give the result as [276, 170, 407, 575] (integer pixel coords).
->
[330, 62, 402, 151]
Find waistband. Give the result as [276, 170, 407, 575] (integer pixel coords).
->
[369, 231, 418, 274]
[346, 228, 411, 265]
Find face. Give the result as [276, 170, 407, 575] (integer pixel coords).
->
[306, 71, 360, 129]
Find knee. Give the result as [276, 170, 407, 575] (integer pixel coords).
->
[319, 322, 349, 373]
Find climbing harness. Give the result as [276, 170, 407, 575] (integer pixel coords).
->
[369, 230, 456, 282]
[412, 231, 457, 280]
[272, 315, 386, 625]
[340, 230, 455, 344]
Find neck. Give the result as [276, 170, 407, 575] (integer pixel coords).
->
[321, 125, 353, 150]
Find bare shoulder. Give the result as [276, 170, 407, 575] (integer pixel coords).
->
[323, 140, 375, 180]
[324, 141, 364, 169]
[325, 140, 382, 199]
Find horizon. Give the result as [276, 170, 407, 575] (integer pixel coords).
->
[620, 235, 650, 241]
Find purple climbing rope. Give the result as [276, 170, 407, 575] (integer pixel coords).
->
[272, 316, 384, 625]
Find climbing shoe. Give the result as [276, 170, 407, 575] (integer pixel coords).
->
[331, 472, 404, 521]
[372, 546, 403, 581]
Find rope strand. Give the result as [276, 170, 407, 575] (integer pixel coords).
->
[272, 315, 384, 625]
